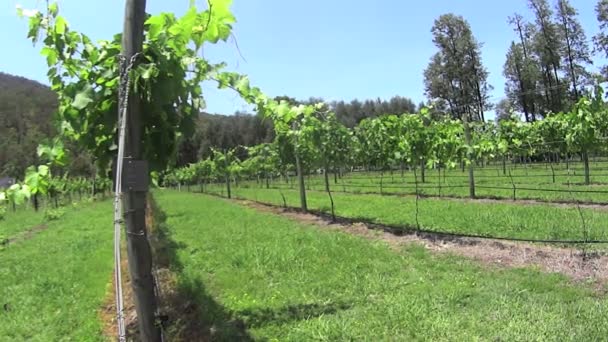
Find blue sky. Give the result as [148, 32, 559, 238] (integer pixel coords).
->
[0, 0, 603, 117]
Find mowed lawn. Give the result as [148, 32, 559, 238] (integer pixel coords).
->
[0, 200, 114, 341]
[154, 190, 608, 341]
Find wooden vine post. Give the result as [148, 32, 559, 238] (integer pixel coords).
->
[463, 114, 476, 199]
[224, 149, 232, 199]
[293, 122, 308, 212]
[121, 0, 162, 340]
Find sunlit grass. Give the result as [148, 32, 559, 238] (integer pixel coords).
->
[0, 207, 44, 238]
[155, 190, 608, 341]
[0, 200, 113, 340]
[265, 160, 608, 203]
[206, 185, 608, 242]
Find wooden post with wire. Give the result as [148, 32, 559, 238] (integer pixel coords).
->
[120, 0, 162, 341]
[463, 113, 476, 199]
[293, 122, 307, 212]
[224, 149, 232, 199]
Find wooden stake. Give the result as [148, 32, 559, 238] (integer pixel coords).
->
[121, 0, 161, 340]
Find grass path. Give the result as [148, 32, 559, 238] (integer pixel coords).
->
[1, 208, 44, 239]
[0, 200, 114, 341]
[154, 190, 608, 341]
[207, 185, 608, 242]
[300, 162, 608, 203]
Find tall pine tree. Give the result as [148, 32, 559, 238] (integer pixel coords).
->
[423, 14, 492, 122]
[594, 0, 608, 80]
[555, 0, 592, 101]
[529, 0, 566, 113]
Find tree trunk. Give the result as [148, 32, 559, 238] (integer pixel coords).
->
[583, 150, 590, 185]
[92, 172, 97, 197]
[324, 165, 330, 193]
[324, 162, 335, 221]
[223, 151, 231, 198]
[295, 150, 307, 212]
[420, 159, 426, 183]
[413, 168, 421, 231]
[437, 167, 442, 197]
[120, 0, 162, 340]
[225, 174, 231, 199]
[33, 193, 39, 212]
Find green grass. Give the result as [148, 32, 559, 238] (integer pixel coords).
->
[0, 200, 114, 341]
[154, 190, 608, 341]
[263, 160, 608, 204]
[206, 185, 608, 242]
[0, 207, 44, 239]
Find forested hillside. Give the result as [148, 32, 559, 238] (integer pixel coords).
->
[0, 71, 419, 172]
[0, 72, 57, 178]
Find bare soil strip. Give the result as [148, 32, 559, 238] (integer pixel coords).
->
[238, 199, 608, 291]
[100, 249, 138, 340]
[2, 224, 48, 247]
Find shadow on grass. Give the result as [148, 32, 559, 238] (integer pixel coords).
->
[236, 301, 352, 329]
[148, 196, 254, 341]
[148, 194, 355, 340]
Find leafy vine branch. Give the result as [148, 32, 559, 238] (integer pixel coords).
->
[1, 0, 326, 215]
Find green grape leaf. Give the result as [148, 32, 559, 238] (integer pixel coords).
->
[73, 87, 94, 109]
[55, 16, 67, 35]
[48, 2, 59, 17]
[41, 46, 58, 65]
[146, 14, 166, 40]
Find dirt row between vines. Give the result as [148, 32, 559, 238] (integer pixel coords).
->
[99, 245, 138, 340]
[238, 199, 608, 292]
[2, 224, 48, 247]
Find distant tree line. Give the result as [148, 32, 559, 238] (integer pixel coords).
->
[330, 96, 418, 128]
[174, 94, 419, 166]
[425, 0, 608, 123]
[0, 72, 97, 179]
[0, 70, 420, 174]
[176, 112, 275, 165]
[0, 72, 57, 178]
